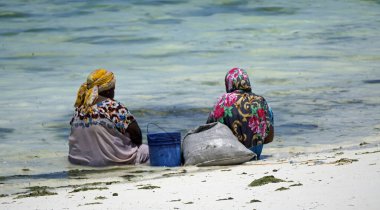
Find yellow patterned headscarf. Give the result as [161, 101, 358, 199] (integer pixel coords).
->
[74, 69, 116, 112]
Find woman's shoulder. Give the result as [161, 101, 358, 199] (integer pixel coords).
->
[250, 93, 267, 102]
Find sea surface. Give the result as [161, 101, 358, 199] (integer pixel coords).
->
[0, 0, 380, 179]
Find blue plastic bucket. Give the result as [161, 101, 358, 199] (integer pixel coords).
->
[147, 131, 182, 167]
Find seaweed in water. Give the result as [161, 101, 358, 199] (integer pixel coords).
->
[248, 175, 286, 187]
[15, 186, 57, 199]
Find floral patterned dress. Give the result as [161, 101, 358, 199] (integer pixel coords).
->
[207, 68, 274, 149]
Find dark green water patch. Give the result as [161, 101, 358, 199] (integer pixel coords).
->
[24, 27, 64, 33]
[67, 35, 160, 45]
[0, 127, 14, 138]
[148, 18, 183, 25]
[276, 123, 318, 135]
[132, 0, 188, 6]
[201, 81, 221, 86]
[363, 79, 380, 84]
[0, 11, 30, 19]
[174, 5, 297, 17]
[252, 6, 298, 15]
[133, 107, 210, 117]
[248, 175, 286, 187]
[289, 55, 335, 60]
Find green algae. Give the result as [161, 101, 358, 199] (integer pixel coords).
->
[0, 194, 8, 198]
[84, 202, 102, 205]
[68, 167, 128, 178]
[70, 187, 108, 193]
[184, 201, 193, 204]
[216, 197, 234, 201]
[275, 187, 289, 191]
[289, 183, 303, 187]
[112, 193, 118, 196]
[169, 199, 181, 202]
[95, 196, 107, 200]
[332, 158, 358, 165]
[121, 174, 142, 180]
[15, 186, 57, 199]
[162, 169, 187, 177]
[129, 170, 155, 174]
[249, 199, 261, 203]
[138, 184, 160, 190]
[248, 176, 286, 187]
[355, 150, 380, 155]
[57, 181, 119, 189]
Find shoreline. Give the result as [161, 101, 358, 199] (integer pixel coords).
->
[1, 140, 380, 209]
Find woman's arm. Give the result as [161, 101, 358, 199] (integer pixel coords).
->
[264, 125, 274, 144]
[126, 121, 142, 146]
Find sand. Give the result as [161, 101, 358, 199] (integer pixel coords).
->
[1, 142, 379, 210]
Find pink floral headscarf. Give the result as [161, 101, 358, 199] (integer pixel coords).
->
[225, 67, 252, 93]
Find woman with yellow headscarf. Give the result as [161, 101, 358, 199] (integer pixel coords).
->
[68, 69, 149, 166]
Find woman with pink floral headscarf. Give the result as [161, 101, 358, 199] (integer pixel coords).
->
[207, 67, 274, 159]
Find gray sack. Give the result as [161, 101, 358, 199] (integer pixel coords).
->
[182, 122, 256, 166]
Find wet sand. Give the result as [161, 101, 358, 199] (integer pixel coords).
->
[1, 140, 379, 210]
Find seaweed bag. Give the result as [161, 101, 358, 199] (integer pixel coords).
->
[182, 122, 256, 166]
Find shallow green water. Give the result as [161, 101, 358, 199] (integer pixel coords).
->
[0, 0, 379, 178]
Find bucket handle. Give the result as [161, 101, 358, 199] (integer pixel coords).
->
[146, 123, 180, 142]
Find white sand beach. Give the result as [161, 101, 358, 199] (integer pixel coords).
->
[1, 139, 379, 210]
